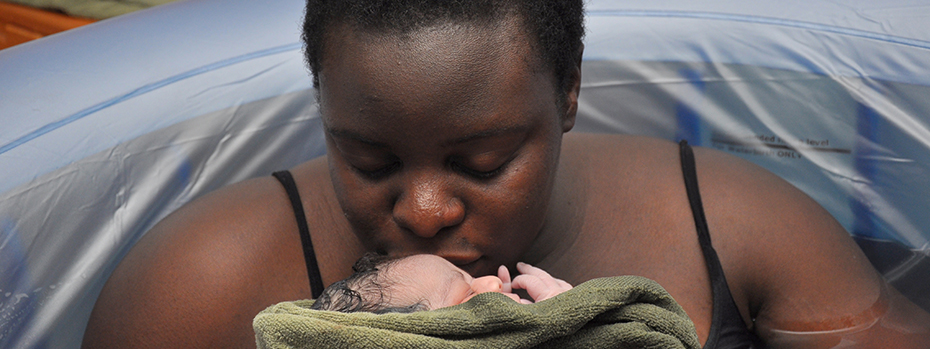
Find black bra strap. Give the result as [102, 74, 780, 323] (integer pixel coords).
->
[679, 140, 728, 347]
[679, 141, 715, 254]
[680, 140, 764, 348]
[272, 170, 324, 298]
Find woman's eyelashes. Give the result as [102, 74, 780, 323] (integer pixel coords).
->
[347, 153, 514, 181]
[450, 160, 506, 179]
[353, 161, 401, 180]
[354, 160, 505, 180]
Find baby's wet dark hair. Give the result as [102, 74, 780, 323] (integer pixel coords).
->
[310, 253, 426, 314]
[302, 0, 584, 94]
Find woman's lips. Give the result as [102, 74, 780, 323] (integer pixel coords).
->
[439, 255, 481, 267]
[443, 255, 488, 275]
[441, 254, 481, 267]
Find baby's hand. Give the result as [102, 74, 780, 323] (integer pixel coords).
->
[496, 265, 532, 304]
[511, 262, 573, 303]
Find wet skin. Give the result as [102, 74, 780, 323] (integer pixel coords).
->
[82, 15, 930, 349]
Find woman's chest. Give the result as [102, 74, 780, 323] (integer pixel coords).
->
[533, 209, 718, 344]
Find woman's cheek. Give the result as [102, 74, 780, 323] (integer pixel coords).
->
[330, 164, 389, 236]
[473, 163, 550, 252]
[505, 159, 551, 217]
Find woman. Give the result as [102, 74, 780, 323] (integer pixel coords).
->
[83, 0, 930, 348]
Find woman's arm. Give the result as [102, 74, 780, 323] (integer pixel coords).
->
[694, 146, 930, 348]
[82, 177, 316, 349]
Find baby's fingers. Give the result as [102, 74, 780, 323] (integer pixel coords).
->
[516, 262, 572, 291]
[498, 265, 512, 293]
[512, 274, 570, 303]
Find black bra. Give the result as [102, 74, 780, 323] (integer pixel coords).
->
[679, 140, 765, 348]
[272, 170, 325, 298]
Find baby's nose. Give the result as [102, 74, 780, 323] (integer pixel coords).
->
[471, 276, 503, 294]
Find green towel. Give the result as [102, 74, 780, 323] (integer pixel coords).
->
[253, 275, 701, 349]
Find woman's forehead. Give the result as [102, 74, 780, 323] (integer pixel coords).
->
[322, 14, 532, 63]
[317, 20, 558, 141]
[317, 17, 545, 102]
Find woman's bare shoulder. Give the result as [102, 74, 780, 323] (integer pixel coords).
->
[557, 134, 930, 343]
[560, 133, 684, 189]
[562, 132, 671, 160]
[562, 132, 676, 153]
[561, 133, 848, 237]
[685, 145, 930, 341]
[83, 157, 348, 348]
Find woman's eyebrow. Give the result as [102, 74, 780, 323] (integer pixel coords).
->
[325, 127, 389, 148]
[444, 125, 529, 147]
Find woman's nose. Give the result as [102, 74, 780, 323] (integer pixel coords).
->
[471, 276, 503, 294]
[392, 177, 465, 238]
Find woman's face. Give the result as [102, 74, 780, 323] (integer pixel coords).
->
[318, 19, 576, 276]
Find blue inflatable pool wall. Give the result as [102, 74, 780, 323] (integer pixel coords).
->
[2, 0, 929, 347]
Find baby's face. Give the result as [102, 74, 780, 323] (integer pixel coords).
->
[383, 254, 520, 310]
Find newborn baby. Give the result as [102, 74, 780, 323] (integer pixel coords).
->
[310, 253, 573, 313]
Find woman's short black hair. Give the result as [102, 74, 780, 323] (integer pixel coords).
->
[302, 0, 585, 94]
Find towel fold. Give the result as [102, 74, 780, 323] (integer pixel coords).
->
[253, 275, 701, 349]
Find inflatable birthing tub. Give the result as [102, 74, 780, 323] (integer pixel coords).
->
[1, 0, 929, 347]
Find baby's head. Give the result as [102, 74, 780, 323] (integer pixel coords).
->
[311, 253, 517, 313]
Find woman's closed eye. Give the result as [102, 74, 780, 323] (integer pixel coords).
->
[341, 151, 401, 179]
[352, 160, 401, 179]
[449, 149, 518, 180]
[450, 160, 507, 179]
